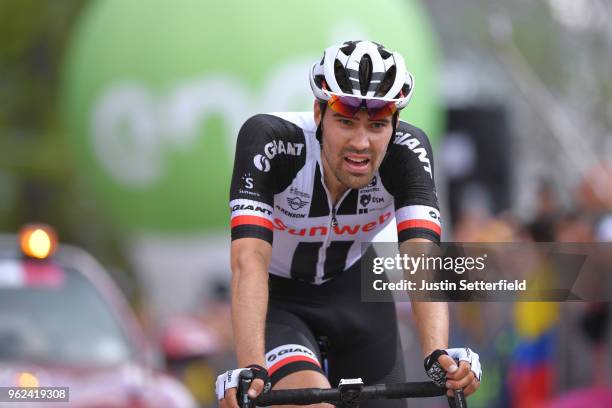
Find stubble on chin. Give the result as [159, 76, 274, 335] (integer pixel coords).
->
[334, 166, 373, 190]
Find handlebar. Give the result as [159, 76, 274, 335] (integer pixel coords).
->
[237, 370, 467, 407]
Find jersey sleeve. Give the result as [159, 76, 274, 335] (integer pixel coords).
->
[380, 123, 442, 243]
[229, 114, 307, 244]
[229, 115, 277, 243]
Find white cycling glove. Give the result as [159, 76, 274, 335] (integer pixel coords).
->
[424, 347, 482, 387]
[216, 368, 245, 400]
[215, 364, 272, 401]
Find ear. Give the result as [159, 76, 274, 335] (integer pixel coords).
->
[314, 101, 322, 126]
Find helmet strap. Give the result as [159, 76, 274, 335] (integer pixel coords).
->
[316, 101, 327, 144]
[385, 110, 400, 157]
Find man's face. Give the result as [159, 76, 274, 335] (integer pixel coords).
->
[315, 102, 395, 190]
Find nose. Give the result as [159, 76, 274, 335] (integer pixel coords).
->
[348, 125, 370, 151]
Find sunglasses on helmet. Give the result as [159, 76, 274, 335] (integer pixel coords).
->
[322, 89, 400, 120]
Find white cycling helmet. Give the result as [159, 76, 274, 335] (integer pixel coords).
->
[309, 40, 414, 110]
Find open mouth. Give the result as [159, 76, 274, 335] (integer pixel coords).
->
[344, 156, 370, 172]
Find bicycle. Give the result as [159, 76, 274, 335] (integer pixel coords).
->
[237, 370, 468, 407]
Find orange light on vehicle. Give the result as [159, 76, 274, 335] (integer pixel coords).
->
[19, 224, 58, 259]
[16, 372, 39, 387]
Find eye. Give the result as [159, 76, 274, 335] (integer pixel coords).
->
[371, 121, 387, 129]
[338, 118, 354, 126]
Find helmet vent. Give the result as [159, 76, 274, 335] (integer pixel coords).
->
[340, 41, 358, 55]
[359, 55, 373, 96]
[334, 60, 352, 93]
[400, 81, 412, 98]
[378, 45, 392, 59]
[377, 65, 396, 97]
[314, 75, 326, 90]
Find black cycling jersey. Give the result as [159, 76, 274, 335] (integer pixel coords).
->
[229, 112, 441, 284]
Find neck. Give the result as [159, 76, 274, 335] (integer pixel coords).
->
[321, 153, 349, 206]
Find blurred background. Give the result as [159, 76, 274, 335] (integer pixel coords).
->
[1, 0, 611, 407]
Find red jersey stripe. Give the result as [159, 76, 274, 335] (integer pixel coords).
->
[231, 215, 274, 230]
[396, 219, 441, 235]
[268, 355, 321, 376]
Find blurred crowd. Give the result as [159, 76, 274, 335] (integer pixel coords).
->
[438, 165, 612, 407]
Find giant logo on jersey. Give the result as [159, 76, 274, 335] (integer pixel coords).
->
[231, 203, 273, 216]
[393, 131, 433, 178]
[253, 140, 305, 173]
[253, 155, 271, 172]
[266, 344, 317, 363]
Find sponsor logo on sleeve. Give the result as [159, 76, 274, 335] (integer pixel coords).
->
[393, 131, 433, 178]
[254, 154, 271, 172]
[230, 199, 273, 217]
[253, 140, 305, 172]
[242, 174, 254, 189]
[239, 173, 260, 197]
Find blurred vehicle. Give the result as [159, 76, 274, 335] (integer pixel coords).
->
[0, 224, 196, 408]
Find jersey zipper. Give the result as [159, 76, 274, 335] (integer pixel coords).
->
[331, 207, 338, 228]
[316, 180, 351, 283]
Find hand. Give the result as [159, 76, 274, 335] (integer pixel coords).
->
[424, 348, 481, 397]
[216, 365, 271, 407]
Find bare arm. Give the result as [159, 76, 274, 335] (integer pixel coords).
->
[400, 239, 481, 397]
[230, 237, 272, 367]
[400, 238, 448, 357]
[411, 299, 449, 357]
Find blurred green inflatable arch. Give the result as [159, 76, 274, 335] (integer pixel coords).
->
[61, 0, 443, 233]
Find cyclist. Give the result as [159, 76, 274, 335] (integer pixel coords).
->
[217, 40, 481, 408]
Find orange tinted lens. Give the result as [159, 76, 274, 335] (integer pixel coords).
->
[328, 95, 397, 120]
[328, 95, 360, 117]
[367, 102, 397, 120]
